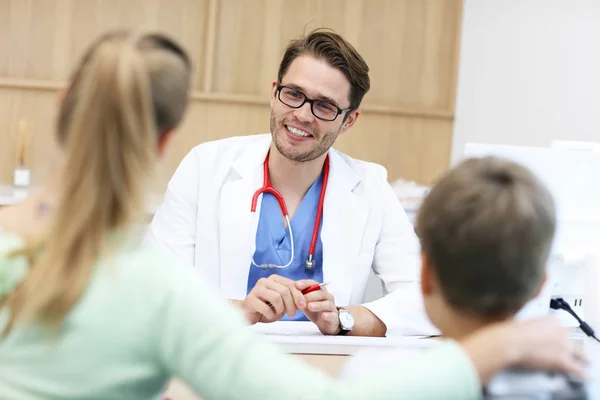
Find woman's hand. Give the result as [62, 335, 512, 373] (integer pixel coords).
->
[460, 317, 587, 385]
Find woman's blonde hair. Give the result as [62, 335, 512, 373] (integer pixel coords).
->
[2, 31, 191, 335]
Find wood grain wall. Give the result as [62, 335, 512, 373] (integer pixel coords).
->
[0, 0, 463, 193]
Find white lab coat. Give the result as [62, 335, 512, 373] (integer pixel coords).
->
[146, 134, 437, 336]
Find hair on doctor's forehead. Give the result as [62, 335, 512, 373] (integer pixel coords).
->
[277, 28, 370, 111]
[415, 157, 557, 318]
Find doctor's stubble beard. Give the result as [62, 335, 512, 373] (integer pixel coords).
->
[270, 111, 341, 163]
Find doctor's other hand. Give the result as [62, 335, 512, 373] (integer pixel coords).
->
[296, 279, 339, 335]
[240, 275, 307, 324]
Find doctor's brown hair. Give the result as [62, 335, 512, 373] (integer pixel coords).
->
[277, 28, 370, 113]
[415, 157, 556, 317]
[2, 31, 191, 335]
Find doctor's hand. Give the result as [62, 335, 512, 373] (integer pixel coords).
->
[241, 275, 307, 325]
[296, 279, 339, 335]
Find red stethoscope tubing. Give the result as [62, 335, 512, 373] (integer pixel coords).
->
[251, 152, 329, 268]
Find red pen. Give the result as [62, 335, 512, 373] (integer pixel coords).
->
[301, 282, 329, 295]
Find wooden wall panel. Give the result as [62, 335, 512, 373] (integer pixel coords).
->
[212, 0, 462, 112]
[212, 0, 362, 96]
[334, 114, 452, 183]
[359, 0, 462, 110]
[0, 89, 61, 185]
[0, 0, 463, 192]
[0, 0, 210, 87]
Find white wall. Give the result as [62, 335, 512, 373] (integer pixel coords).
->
[452, 0, 600, 163]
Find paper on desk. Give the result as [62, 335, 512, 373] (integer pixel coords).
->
[249, 321, 438, 355]
[250, 321, 323, 336]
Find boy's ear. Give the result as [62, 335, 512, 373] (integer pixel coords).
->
[420, 252, 435, 296]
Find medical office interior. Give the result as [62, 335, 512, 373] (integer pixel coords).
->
[1, 0, 600, 399]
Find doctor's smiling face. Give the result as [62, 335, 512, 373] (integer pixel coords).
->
[269, 29, 370, 163]
[269, 55, 358, 162]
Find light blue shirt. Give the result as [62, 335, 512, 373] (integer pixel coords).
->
[247, 173, 324, 321]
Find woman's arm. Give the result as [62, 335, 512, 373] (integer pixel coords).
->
[460, 317, 586, 385]
[153, 254, 583, 400]
[153, 259, 479, 400]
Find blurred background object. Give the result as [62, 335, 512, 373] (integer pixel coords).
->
[390, 178, 430, 224]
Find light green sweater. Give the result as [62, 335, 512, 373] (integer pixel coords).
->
[0, 229, 481, 399]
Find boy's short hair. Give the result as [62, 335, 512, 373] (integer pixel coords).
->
[415, 157, 556, 317]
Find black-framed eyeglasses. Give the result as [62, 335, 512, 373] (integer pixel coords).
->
[276, 85, 352, 122]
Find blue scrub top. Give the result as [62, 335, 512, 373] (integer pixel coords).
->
[247, 173, 325, 321]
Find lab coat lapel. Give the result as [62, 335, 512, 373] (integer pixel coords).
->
[218, 138, 271, 300]
[321, 150, 368, 306]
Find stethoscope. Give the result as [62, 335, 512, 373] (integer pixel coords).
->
[250, 152, 330, 270]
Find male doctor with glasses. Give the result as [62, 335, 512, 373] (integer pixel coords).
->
[146, 28, 436, 338]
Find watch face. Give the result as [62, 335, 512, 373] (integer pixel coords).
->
[339, 309, 355, 330]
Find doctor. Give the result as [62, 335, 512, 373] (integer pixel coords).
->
[146, 28, 434, 337]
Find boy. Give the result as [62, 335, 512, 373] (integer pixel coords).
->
[341, 156, 590, 398]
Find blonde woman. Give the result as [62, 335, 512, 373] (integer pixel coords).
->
[0, 31, 585, 400]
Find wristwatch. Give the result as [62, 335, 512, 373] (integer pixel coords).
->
[336, 307, 355, 335]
